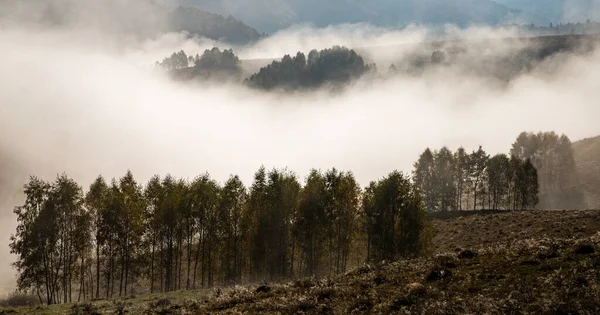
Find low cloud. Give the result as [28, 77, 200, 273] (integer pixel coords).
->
[0, 1, 599, 294]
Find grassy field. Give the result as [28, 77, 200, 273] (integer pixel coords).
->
[3, 209, 600, 314]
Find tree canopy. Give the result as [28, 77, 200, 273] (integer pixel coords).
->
[247, 46, 373, 90]
[10, 167, 427, 304]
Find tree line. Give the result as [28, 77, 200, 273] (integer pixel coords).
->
[246, 46, 375, 90]
[156, 48, 240, 72]
[412, 146, 539, 212]
[12, 131, 572, 304]
[157, 46, 374, 89]
[411, 132, 584, 211]
[10, 167, 429, 305]
[511, 131, 584, 209]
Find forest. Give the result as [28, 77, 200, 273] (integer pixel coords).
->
[157, 46, 373, 89]
[245, 46, 374, 90]
[413, 131, 583, 212]
[9, 133, 545, 305]
[157, 32, 600, 90]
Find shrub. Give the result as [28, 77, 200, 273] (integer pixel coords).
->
[426, 268, 452, 282]
[458, 249, 478, 259]
[70, 302, 100, 315]
[0, 291, 40, 308]
[574, 243, 595, 255]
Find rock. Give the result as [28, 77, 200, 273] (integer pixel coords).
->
[458, 249, 478, 259]
[406, 282, 426, 295]
[374, 276, 387, 285]
[255, 285, 271, 294]
[426, 268, 452, 281]
[574, 244, 595, 255]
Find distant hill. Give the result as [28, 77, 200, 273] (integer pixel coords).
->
[494, 0, 600, 23]
[167, 6, 261, 44]
[0, 0, 261, 44]
[168, 0, 548, 33]
[573, 135, 600, 209]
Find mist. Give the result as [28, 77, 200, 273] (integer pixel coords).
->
[2, 1, 600, 295]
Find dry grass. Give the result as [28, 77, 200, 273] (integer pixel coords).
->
[4, 209, 600, 314]
[431, 209, 600, 253]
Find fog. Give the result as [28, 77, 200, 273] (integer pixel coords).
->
[1, 0, 600, 295]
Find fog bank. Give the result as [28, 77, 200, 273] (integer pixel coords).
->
[1, 18, 600, 294]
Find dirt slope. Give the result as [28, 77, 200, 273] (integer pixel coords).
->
[6, 210, 600, 314]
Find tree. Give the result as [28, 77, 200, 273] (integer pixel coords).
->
[194, 47, 240, 71]
[486, 154, 510, 210]
[247, 167, 268, 282]
[84, 176, 108, 300]
[188, 174, 220, 288]
[454, 147, 470, 211]
[247, 46, 373, 90]
[10, 177, 52, 304]
[10, 174, 88, 305]
[364, 171, 429, 262]
[294, 169, 326, 277]
[156, 50, 189, 71]
[217, 175, 247, 285]
[115, 171, 145, 296]
[247, 167, 300, 281]
[511, 131, 584, 209]
[264, 168, 300, 280]
[515, 159, 540, 210]
[469, 146, 489, 210]
[412, 148, 436, 211]
[433, 147, 457, 212]
[143, 175, 163, 294]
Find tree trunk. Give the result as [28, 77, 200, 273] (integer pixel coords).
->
[150, 239, 155, 293]
[193, 233, 201, 289]
[124, 243, 129, 296]
[186, 228, 192, 290]
[96, 238, 100, 299]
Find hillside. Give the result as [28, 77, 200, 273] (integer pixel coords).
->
[573, 135, 600, 209]
[167, 6, 261, 44]
[170, 0, 547, 33]
[0, 0, 261, 44]
[5, 210, 600, 314]
[495, 0, 600, 23]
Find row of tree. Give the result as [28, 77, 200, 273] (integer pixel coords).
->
[156, 48, 241, 72]
[157, 46, 374, 89]
[10, 168, 429, 305]
[511, 131, 584, 209]
[411, 132, 584, 211]
[412, 146, 539, 211]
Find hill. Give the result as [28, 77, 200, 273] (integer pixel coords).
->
[494, 0, 600, 23]
[0, 0, 261, 44]
[5, 209, 600, 313]
[573, 135, 600, 209]
[170, 0, 547, 33]
[167, 6, 261, 44]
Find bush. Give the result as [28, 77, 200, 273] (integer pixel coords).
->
[574, 243, 595, 255]
[146, 298, 180, 315]
[0, 291, 40, 307]
[70, 302, 100, 315]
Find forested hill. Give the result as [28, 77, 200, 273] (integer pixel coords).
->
[168, 0, 547, 33]
[159, 33, 600, 87]
[573, 135, 600, 209]
[167, 6, 261, 44]
[0, 0, 261, 45]
[494, 0, 600, 24]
